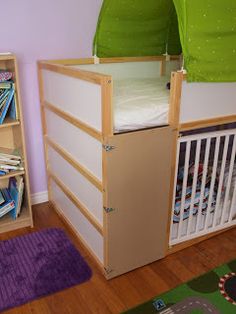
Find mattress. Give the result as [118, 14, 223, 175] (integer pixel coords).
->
[113, 77, 170, 132]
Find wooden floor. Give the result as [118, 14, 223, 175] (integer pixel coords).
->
[2, 202, 236, 314]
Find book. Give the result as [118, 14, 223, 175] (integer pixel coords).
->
[17, 182, 24, 217]
[0, 164, 24, 171]
[8, 178, 18, 219]
[15, 176, 24, 217]
[0, 89, 10, 105]
[0, 88, 14, 124]
[8, 176, 24, 218]
[0, 169, 9, 176]
[9, 91, 17, 120]
[0, 147, 21, 160]
[0, 190, 4, 205]
[0, 188, 15, 218]
[0, 71, 12, 82]
[0, 96, 8, 111]
[0, 82, 12, 89]
[0, 157, 20, 166]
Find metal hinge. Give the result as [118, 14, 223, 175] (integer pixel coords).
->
[103, 206, 115, 213]
[104, 267, 113, 275]
[102, 144, 115, 152]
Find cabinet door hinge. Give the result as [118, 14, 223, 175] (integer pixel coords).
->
[102, 144, 115, 152]
[103, 206, 115, 213]
[104, 267, 113, 275]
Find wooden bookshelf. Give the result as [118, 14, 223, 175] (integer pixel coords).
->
[0, 54, 33, 232]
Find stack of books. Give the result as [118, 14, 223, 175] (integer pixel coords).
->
[0, 148, 24, 176]
[0, 70, 18, 124]
[0, 176, 24, 219]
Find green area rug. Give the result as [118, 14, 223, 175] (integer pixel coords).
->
[123, 260, 236, 314]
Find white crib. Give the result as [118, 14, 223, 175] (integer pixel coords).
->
[170, 128, 236, 246]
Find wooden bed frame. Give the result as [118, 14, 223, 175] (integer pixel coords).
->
[38, 56, 236, 279]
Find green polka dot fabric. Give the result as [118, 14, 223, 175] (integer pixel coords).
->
[174, 0, 236, 82]
[93, 0, 182, 58]
[94, 0, 236, 82]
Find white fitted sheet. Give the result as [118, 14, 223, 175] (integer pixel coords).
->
[113, 77, 170, 132]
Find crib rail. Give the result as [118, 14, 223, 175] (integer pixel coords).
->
[170, 129, 236, 246]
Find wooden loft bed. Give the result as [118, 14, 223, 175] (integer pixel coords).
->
[38, 56, 236, 279]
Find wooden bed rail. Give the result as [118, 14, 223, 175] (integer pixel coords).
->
[39, 55, 181, 66]
[45, 136, 103, 192]
[43, 101, 103, 142]
[38, 61, 109, 85]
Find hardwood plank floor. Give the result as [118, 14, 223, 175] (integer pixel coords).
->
[2, 202, 236, 314]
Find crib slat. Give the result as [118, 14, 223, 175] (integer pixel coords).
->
[204, 136, 221, 231]
[224, 135, 236, 223]
[213, 135, 230, 228]
[195, 138, 211, 233]
[177, 141, 191, 240]
[170, 141, 180, 242]
[186, 140, 201, 236]
[229, 181, 236, 222]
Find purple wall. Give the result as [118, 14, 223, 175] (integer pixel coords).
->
[0, 0, 102, 194]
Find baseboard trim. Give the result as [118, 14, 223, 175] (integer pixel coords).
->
[31, 191, 49, 205]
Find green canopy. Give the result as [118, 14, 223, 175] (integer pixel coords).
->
[93, 0, 182, 57]
[174, 0, 236, 82]
[94, 0, 236, 82]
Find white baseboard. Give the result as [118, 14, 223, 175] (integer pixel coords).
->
[31, 191, 49, 205]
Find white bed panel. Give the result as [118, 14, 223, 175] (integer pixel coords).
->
[166, 60, 181, 74]
[48, 146, 103, 225]
[42, 69, 102, 131]
[180, 81, 236, 123]
[75, 61, 162, 80]
[51, 180, 104, 264]
[45, 109, 102, 180]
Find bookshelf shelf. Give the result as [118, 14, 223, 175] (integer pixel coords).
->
[0, 207, 31, 233]
[0, 54, 33, 233]
[0, 118, 20, 129]
[0, 170, 25, 180]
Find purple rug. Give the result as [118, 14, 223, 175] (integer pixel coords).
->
[0, 228, 92, 312]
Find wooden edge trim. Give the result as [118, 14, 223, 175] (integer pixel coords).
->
[37, 61, 108, 85]
[44, 101, 103, 142]
[180, 115, 236, 132]
[40, 58, 95, 66]
[38, 64, 53, 204]
[99, 55, 180, 63]
[13, 56, 34, 227]
[0, 54, 16, 61]
[46, 136, 103, 192]
[167, 225, 234, 255]
[49, 200, 104, 271]
[164, 130, 178, 255]
[101, 77, 113, 136]
[38, 55, 181, 66]
[168, 71, 184, 128]
[102, 139, 109, 268]
[49, 171, 103, 236]
[160, 60, 166, 76]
